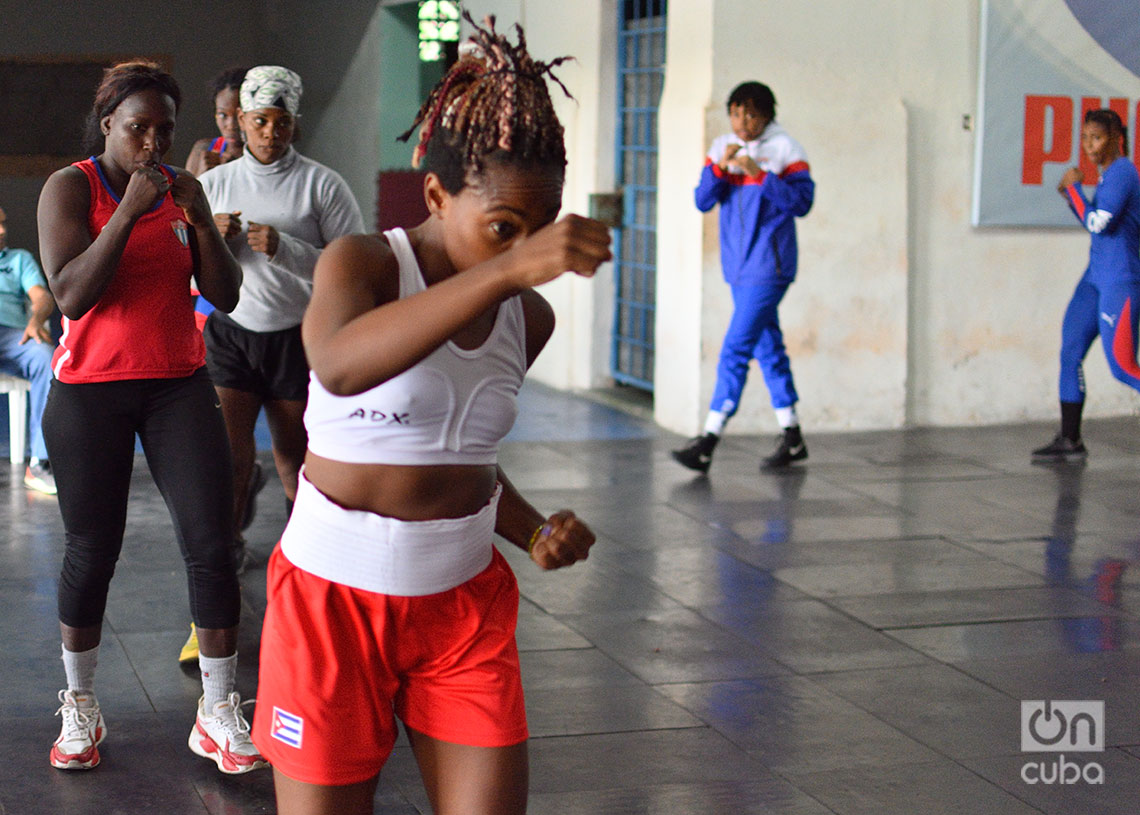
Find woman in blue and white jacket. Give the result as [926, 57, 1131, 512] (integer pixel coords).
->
[673, 80, 815, 473]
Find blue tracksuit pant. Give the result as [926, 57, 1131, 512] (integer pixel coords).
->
[1059, 272, 1140, 403]
[710, 281, 798, 415]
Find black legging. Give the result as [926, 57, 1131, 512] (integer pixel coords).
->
[44, 368, 241, 629]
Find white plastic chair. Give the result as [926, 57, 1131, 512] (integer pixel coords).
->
[0, 374, 31, 464]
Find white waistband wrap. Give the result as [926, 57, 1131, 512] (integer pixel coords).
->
[280, 474, 499, 596]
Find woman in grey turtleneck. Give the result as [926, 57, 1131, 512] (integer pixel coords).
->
[198, 65, 364, 565]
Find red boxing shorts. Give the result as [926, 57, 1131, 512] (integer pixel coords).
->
[252, 544, 528, 786]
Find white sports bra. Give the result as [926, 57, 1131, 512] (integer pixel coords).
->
[304, 228, 528, 465]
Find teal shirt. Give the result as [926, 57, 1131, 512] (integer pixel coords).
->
[0, 247, 47, 330]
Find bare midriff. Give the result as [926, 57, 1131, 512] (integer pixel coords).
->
[302, 451, 498, 521]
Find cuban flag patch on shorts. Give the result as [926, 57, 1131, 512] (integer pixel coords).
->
[271, 706, 304, 748]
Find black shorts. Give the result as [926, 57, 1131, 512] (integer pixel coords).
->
[203, 311, 309, 401]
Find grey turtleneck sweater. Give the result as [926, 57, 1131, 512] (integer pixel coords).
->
[199, 146, 365, 332]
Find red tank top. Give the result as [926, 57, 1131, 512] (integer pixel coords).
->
[52, 158, 206, 383]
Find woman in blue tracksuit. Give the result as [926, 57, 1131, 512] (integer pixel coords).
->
[672, 81, 815, 473]
[1033, 109, 1140, 463]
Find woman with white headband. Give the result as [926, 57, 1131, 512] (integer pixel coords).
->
[198, 65, 364, 568]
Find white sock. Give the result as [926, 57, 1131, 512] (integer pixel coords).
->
[703, 411, 728, 436]
[199, 653, 237, 710]
[774, 406, 799, 429]
[61, 644, 99, 696]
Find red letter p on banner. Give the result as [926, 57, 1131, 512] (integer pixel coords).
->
[1023, 95, 1074, 184]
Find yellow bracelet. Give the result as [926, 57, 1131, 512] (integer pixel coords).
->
[527, 522, 548, 555]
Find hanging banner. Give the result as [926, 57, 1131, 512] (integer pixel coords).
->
[972, 0, 1140, 226]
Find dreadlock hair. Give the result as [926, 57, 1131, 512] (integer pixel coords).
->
[210, 66, 249, 98]
[399, 12, 572, 194]
[1085, 108, 1129, 156]
[83, 60, 181, 155]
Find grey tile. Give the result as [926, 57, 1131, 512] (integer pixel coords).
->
[2, 633, 158, 720]
[773, 556, 1041, 598]
[0, 584, 60, 643]
[503, 543, 683, 616]
[952, 651, 1140, 746]
[376, 728, 770, 800]
[814, 663, 1020, 759]
[730, 514, 919, 545]
[115, 629, 262, 714]
[527, 779, 835, 815]
[516, 598, 594, 651]
[525, 685, 703, 737]
[584, 502, 746, 551]
[955, 535, 1140, 611]
[702, 598, 931, 674]
[716, 534, 978, 571]
[611, 544, 809, 609]
[526, 729, 770, 793]
[789, 760, 1045, 815]
[887, 617, 1139, 663]
[963, 750, 1140, 815]
[659, 677, 944, 774]
[829, 585, 1125, 629]
[559, 607, 789, 684]
[519, 648, 643, 689]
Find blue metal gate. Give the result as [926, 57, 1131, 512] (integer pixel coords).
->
[611, 0, 666, 391]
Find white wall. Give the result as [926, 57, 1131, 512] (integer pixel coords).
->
[460, 0, 614, 391]
[307, 5, 386, 228]
[654, 0, 715, 432]
[656, 0, 910, 434]
[305, 0, 1116, 432]
[658, 0, 1116, 433]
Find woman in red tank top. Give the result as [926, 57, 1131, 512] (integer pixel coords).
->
[36, 61, 265, 776]
[185, 67, 247, 178]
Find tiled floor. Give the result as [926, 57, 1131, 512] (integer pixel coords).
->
[1, 382, 1139, 813]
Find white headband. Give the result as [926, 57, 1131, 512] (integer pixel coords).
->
[240, 66, 302, 115]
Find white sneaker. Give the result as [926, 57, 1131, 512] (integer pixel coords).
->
[50, 690, 106, 770]
[188, 692, 268, 774]
[24, 459, 58, 496]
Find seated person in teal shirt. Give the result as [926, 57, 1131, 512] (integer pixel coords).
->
[0, 206, 57, 493]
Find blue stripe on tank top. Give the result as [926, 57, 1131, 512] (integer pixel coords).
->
[88, 157, 171, 214]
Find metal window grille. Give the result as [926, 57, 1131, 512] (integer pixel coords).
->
[610, 0, 666, 391]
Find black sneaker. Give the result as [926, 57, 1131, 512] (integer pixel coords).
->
[1031, 434, 1087, 463]
[672, 433, 719, 473]
[240, 462, 269, 531]
[231, 538, 251, 575]
[762, 430, 808, 469]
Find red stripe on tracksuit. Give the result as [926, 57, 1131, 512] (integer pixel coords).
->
[708, 159, 812, 187]
[1066, 184, 1087, 221]
[1111, 298, 1140, 379]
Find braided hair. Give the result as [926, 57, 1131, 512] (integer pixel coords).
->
[399, 13, 573, 193]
